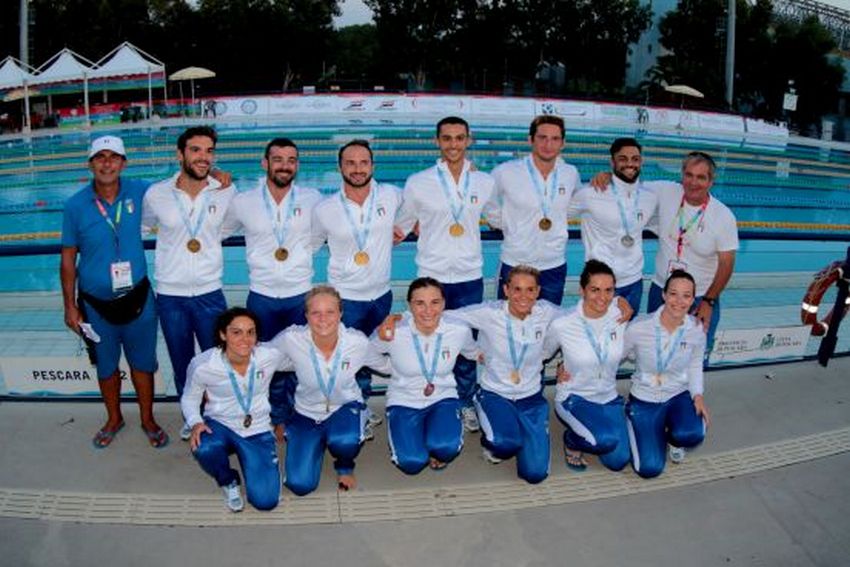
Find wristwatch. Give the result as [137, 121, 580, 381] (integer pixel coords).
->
[702, 297, 716, 307]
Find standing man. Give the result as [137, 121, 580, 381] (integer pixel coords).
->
[646, 151, 737, 361]
[571, 138, 658, 315]
[486, 115, 582, 305]
[395, 116, 494, 432]
[224, 137, 322, 441]
[61, 135, 168, 449]
[143, 126, 235, 439]
[311, 139, 402, 438]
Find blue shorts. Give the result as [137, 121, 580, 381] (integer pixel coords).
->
[81, 290, 158, 380]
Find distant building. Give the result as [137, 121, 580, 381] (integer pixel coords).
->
[625, 0, 678, 90]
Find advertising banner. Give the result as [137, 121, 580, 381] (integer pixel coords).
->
[708, 326, 811, 366]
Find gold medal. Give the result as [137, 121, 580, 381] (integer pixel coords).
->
[187, 238, 201, 253]
[510, 370, 521, 384]
[538, 218, 552, 231]
[449, 223, 465, 237]
[354, 250, 370, 265]
[274, 247, 289, 261]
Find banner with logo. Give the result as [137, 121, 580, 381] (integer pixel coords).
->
[708, 326, 811, 366]
[1, 356, 169, 398]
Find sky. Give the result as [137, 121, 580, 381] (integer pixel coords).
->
[333, 0, 850, 29]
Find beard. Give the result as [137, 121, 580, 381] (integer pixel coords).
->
[269, 169, 295, 189]
[613, 167, 640, 183]
[342, 172, 373, 189]
[181, 159, 210, 181]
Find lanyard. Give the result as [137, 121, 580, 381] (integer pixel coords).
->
[525, 156, 559, 220]
[580, 315, 613, 377]
[261, 182, 296, 249]
[340, 187, 376, 252]
[222, 353, 256, 418]
[436, 165, 471, 226]
[609, 181, 641, 237]
[675, 195, 709, 260]
[94, 197, 123, 254]
[654, 320, 687, 378]
[411, 331, 443, 386]
[505, 314, 530, 373]
[309, 340, 343, 405]
[172, 188, 212, 240]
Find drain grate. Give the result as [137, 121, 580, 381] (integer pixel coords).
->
[0, 427, 847, 527]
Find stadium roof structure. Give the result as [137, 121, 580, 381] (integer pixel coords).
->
[90, 42, 165, 79]
[0, 57, 35, 91]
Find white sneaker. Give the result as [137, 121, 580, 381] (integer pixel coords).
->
[461, 406, 480, 433]
[669, 445, 686, 464]
[180, 422, 192, 441]
[482, 447, 503, 464]
[363, 420, 375, 442]
[222, 480, 244, 512]
[367, 410, 383, 427]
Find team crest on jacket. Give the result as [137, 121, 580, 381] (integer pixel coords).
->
[470, 194, 478, 204]
[294, 207, 302, 217]
[558, 186, 566, 195]
[208, 204, 217, 215]
[124, 198, 134, 214]
[341, 360, 351, 370]
[441, 348, 451, 360]
[377, 206, 386, 216]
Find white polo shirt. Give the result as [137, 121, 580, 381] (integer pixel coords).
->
[270, 324, 387, 422]
[311, 181, 401, 301]
[623, 309, 706, 403]
[486, 156, 581, 270]
[648, 181, 738, 296]
[370, 314, 478, 409]
[396, 160, 494, 283]
[571, 177, 659, 287]
[224, 179, 322, 298]
[545, 301, 626, 404]
[142, 172, 235, 296]
[181, 345, 282, 438]
[451, 299, 562, 400]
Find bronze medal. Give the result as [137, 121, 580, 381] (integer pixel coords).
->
[510, 370, 521, 384]
[274, 247, 289, 261]
[449, 223, 465, 237]
[621, 235, 635, 247]
[187, 238, 202, 253]
[538, 217, 552, 231]
[354, 250, 370, 265]
[423, 383, 435, 397]
[243, 414, 252, 428]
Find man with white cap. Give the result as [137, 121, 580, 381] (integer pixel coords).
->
[61, 135, 169, 449]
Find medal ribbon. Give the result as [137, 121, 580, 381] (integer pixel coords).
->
[411, 331, 443, 386]
[675, 195, 709, 260]
[610, 181, 640, 239]
[525, 156, 559, 221]
[340, 186, 376, 253]
[222, 353, 256, 419]
[654, 320, 687, 381]
[261, 180, 296, 250]
[505, 314, 530, 375]
[171, 188, 212, 241]
[579, 316, 612, 377]
[309, 340, 343, 406]
[436, 164, 471, 226]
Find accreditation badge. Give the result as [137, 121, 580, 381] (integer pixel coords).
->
[110, 261, 133, 292]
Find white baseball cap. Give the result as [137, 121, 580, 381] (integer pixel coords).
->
[88, 135, 126, 159]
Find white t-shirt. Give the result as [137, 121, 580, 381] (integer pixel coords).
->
[648, 181, 738, 296]
[370, 314, 478, 409]
[623, 309, 706, 403]
[571, 177, 659, 287]
[486, 156, 581, 270]
[396, 160, 494, 283]
[142, 172, 235, 296]
[545, 300, 627, 404]
[311, 181, 402, 300]
[181, 345, 282, 438]
[224, 179, 322, 298]
[451, 299, 562, 400]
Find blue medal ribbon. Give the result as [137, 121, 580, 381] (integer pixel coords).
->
[654, 319, 687, 383]
[411, 331, 443, 387]
[579, 315, 613, 378]
[171, 187, 212, 241]
[340, 186, 376, 253]
[309, 340, 343, 409]
[524, 156, 559, 221]
[435, 164, 471, 226]
[505, 314, 530, 376]
[261, 181, 296, 250]
[222, 353, 256, 420]
[609, 181, 641, 239]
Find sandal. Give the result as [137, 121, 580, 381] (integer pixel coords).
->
[429, 457, 448, 471]
[142, 426, 170, 449]
[92, 421, 125, 449]
[564, 449, 588, 472]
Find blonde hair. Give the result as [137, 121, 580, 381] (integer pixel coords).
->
[305, 285, 343, 313]
[506, 265, 541, 286]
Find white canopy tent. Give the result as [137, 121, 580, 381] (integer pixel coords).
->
[32, 48, 96, 126]
[91, 42, 166, 118]
[0, 56, 37, 131]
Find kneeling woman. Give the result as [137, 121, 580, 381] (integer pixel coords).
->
[182, 307, 282, 513]
[545, 260, 631, 472]
[623, 269, 709, 478]
[271, 286, 384, 494]
[371, 277, 478, 473]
